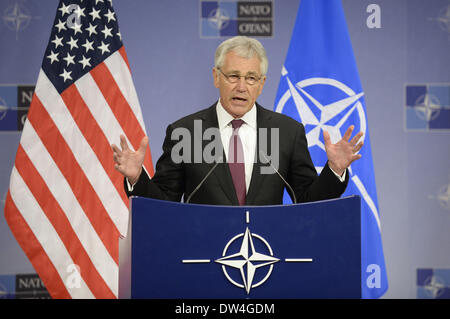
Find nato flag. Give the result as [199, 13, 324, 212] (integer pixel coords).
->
[274, 0, 388, 298]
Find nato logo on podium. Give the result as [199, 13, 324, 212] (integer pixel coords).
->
[181, 210, 313, 294]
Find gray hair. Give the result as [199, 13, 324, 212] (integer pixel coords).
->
[214, 36, 268, 75]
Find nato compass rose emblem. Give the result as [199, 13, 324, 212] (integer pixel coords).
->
[0, 96, 7, 121]
[413, 93, 441, 123]
[429, 4, 450, 38]
[2, 1, 40, 40]
[275, 67, 382, 229]
[207, 7, 230, 31]
[428, 175, 450, 211]
[275, 66, 367, 157]
[181, 211, 313, 294]
[423, 275, 446, 299]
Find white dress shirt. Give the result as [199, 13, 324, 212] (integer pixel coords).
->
[216, 100, 257, 192]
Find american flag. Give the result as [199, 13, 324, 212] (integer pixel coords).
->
[4, 0, 153, 298]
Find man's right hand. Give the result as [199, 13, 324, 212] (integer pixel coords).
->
[111, 135, 148, 185]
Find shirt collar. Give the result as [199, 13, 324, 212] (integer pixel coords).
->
[216, 99, 257, 130]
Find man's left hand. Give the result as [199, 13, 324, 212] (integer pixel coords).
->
[323, 125, 364, 176]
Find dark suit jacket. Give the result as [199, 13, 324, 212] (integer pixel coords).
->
[126, 102, 348, 205]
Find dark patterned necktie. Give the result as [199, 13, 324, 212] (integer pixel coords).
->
[228, 119, 246, 205]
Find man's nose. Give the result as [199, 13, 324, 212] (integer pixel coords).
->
[235, 77, 247, 91]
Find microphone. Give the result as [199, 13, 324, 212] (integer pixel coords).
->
[185, 157, 223, 204]
[259, 151, 297, 204]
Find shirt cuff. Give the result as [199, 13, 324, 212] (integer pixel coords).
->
[329, 166, 346, 182]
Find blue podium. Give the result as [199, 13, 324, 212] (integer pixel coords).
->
[119, 196, 361, 298]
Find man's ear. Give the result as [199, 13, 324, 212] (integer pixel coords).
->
[212, 67, 219, 88]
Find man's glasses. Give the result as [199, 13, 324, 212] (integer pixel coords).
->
[217, 68, 262, 86]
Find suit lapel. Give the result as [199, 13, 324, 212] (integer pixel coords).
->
[199, 103, 239, 205]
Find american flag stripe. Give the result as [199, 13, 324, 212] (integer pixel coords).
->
[96, 49, 154, 177]
[18, 121, 118, 297]
[61, 82, 129, 207]
[4, 192, 72, 299]
[118, 46, 131, 72]
[90, 61, 153, 172]
[36, 71, 128, 238]
[74, 73, 133, 153]
[5, 0, 151, 298]
[26, 92, 120, 263]
[9, 168, 95, 298]
[103, 50, 154, 176]
[104, 51, 144, 127]
[12, 145, 116, 298]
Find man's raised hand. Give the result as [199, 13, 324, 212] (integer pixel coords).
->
[323, 125, 364, 176]
[111, 135, 148, 185]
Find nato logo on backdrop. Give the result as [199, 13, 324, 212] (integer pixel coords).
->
[0, 273, 50, 299]
[2, 0, 40, 40]
[200, 1, 273, 38]
[417, 268, 450, 299]
[0, 85, 34, 131]
[405, 83, 450, 131]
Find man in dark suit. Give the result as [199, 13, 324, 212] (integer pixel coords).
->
[112, 36, 364, 205]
